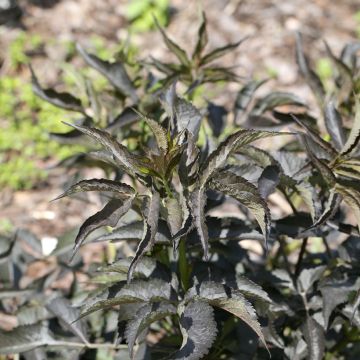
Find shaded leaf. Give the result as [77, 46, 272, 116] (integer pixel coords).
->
[30, 66, 83, 113]
[126, 302, 176, 358]
[76, 44, 138, 102]
[302, 316, 325, 360]
[175, 97, 203, 139]
[258, 165, 281, 198]
[46, 297, 88, 344]
[72, 197, 133, 258]
[169, 300, 217, 360]
[128, 192, 160, 283]
[324, 101, 346, 150]
[0, 323, 55, 354]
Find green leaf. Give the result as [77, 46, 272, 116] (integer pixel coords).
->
[128, 191, 160, 283]
[192, 12, 208, 61]
[302, 316, 325, 360]
[209, 171, 271, 245]
[0, 323, 55, 354]
[154, 17, 190, 67]
[340, 96, 360, 157]
[53, 178, 135, 201]
[169, 300, 217, 360]
[200, 38, 245, 66]
[72, 197, 134, 259]
[126, 302, 177, 359]
[76, 44, 138, 102]
[30, 66, 83, 113]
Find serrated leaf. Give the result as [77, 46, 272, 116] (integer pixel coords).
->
[72, 197, 133, 258]
[76, 44, 138, 102]
[324, 101, 346, 150]
[126, 302, 176, 358]
[94, 220, 170, 244]
[0, 323, 55, 354]
[192, 12, 208, 61]
[308, 188, 341, 230]
[80, 278, 172, 318]
[236, 276, 272, 303]
[190, 188, 209, 260]
[209, 171, 270, 245]
[169, 300, 217, 360]
[134, 110, 168, 151]
[302, 316, 325, 360]
[128, 192, 160, 283]
[340, 96, 360, 157]
[46, 297, 88, 344]
[30, 66, 83, 113]
[200, 38, 245, 66]
[297, 266, 326, 293]
[154, 17, 190, 67]
[295, 32, 325, 106]
[63, 122, 142, 177]
[250, 92, 306, 116]
[199, 129, 288, 188]
[53, 178, 135, 201]
[165, 197, 183, 236]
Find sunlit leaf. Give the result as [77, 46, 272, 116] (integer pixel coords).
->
[302, 316, 325, 360]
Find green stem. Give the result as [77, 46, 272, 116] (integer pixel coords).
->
[179, 237, 190, 292]
[162, 178, 173, 198]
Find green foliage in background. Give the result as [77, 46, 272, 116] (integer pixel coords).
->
[126, 0, 169, 32]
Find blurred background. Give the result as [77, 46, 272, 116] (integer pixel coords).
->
[0, 0, 359, 274]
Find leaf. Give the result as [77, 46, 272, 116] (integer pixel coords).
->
[335, 184, 360, 232]
[340, 96, 360, 157]
[192, 12, 208, 61]
[250, 92, 306, 116]
[76, 44, 138, 102]
[169, 300, 217, 360]
[126, 302, 177, 358]
[165, 197, 183, 236]
[80, 278, 172, 318]
[30, 66, 83, 113]
[308, 188, 341, 230]
[297, 266, 326, 293]
[199, 129, 288, 188]
[46, 297, 88, 344]
[258, 165, 281, 198]
[209, 171, 271, 245]
[72, 197, 134, 259]
[128, 192, 160, 283]
[190, 188, 209, 260]
[63, 122, 142, 176]
[134, 110, 168, 152]
[324, 101, 346, 150]
[302, 316, 325, 360]
[295, 32, 325, 105]
[200, 38, 246, 66]
[106, 107, 140, 133]
[53, 178, 135, 201]
[236, 277, 272, 303]
[154, 17, 190, 67]
[175, 97, 203, 139]
[94, 220, 170, 244]
[234, 79, 267, 122]
[340, 42, 360, 70]
[324, 40, 353, 103]
[207, 102, 227, 137]
[351, 289, 360, 324]
[0, 323, 55, 354]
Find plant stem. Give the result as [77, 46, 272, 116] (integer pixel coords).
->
[178, 237, 190, 292]
[295, 237, 308, 279]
